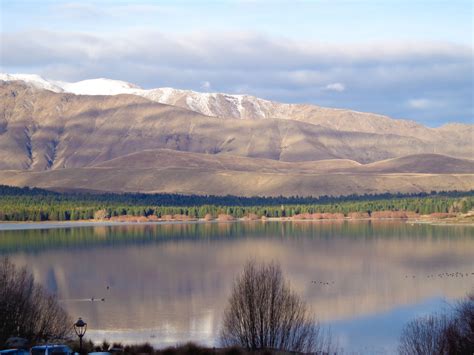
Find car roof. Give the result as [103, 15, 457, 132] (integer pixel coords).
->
[31, 345, 70, 349]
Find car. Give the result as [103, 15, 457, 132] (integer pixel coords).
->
[30, 345, 74, 355]
[0, 350, 29, 355]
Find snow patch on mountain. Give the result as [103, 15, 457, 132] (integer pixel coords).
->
[61, 78, 142, 95]
[146, 87, 179, 103]
[0, 73, 64, 93]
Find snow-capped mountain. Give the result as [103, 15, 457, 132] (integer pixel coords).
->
[0, 73, 275, 119]
[1, 73, 472, 144]
[0, 77, 473, 196]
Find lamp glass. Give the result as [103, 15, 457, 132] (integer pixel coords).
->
[74, 318, 87, 337]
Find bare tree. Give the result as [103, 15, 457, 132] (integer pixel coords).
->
[398, 292, 474, 355]
[398, 314, 451, 355]
[219, 260, 331, 353]
[0, 257, 72, 344]
[449, 292, 474, 355]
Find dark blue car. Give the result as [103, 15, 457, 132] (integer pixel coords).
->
[0, 350, 29, 355]
[30, 345, 74, 355]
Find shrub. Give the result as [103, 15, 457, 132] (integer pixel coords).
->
[219, 260, 331, 353]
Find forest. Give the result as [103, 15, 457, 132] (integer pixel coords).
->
[0, 185, 472, 221]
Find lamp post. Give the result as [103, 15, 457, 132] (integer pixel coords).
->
[73, 318, 87, 354]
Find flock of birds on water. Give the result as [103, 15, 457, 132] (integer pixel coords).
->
[312, 271, 474, 287]
[79, 273, 474, 300]
[312, 280, 335, 286]
[405, 271, 474, 279]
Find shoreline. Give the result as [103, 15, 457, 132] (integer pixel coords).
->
[0, 216, 473, 231]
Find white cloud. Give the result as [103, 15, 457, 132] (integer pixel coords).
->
[325, 82, 345, 92]
[1, 29, 472, 125]
[54, 2, 103, 17]
[407, 99, 432, 109]
[52, 2, 177, 18]
[407, 98, 447, 110]
[3, 30, 470, 71]
[200, 81, 211, 90]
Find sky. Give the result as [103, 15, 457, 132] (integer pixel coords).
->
[1, 0, 473, 126]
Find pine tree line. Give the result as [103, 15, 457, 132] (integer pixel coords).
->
[0, 185, 472, 222]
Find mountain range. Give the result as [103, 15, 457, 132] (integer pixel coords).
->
[0, 74, 472, 196]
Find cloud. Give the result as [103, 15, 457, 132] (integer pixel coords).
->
[3, 30, 470, 71]
[200, 81, 212, 90]
[52, 2, 177, 18]
[325, 83, 345, 92]
[0, 29, 472, 126]
[408, 99, 433, 109]
[407, 98, 448, 110]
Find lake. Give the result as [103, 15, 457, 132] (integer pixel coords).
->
[1, 221, 473, 354]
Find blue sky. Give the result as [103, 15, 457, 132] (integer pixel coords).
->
[1, 0, 473, 126]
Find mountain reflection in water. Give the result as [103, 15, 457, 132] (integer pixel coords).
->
[1, 221, 473, 351]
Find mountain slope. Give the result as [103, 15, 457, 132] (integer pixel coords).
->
[2, 73, 472, 147]
[360, 154, 474, 174]
[0, 149, 472, 196]
[92, 149, 474, 175]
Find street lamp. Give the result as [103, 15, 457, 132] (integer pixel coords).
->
[73, 318, 87, 354]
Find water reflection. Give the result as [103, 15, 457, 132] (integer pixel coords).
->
[1, 221, 473, 351]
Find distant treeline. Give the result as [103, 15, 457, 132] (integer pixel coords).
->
[0, 185, 473, 221]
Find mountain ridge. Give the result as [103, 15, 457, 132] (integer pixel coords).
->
[0, 79, 472, 196]
[1, 73, 471, 141]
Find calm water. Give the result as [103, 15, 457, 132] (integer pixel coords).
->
[1, 221, 473, 354]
